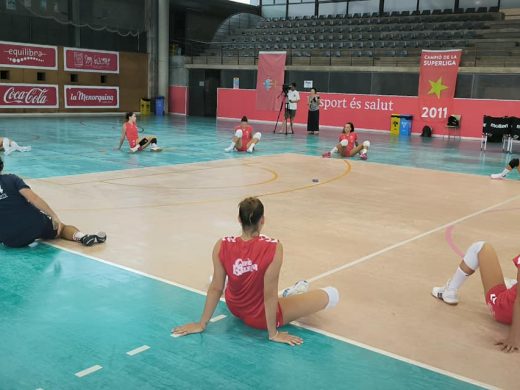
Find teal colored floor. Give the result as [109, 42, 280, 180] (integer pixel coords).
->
[0, 115, 515, 179]
[0, 115, 506, 389]
[1, 245, 479, 390]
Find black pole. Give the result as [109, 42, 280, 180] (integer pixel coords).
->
[315, 0, 319, 17]
[285, 0, 289, 19]
[416, 0, 419, 12]
[379, 0, 384, 15]
[454, 0, 460, 11]
[497, 0, 501, 10]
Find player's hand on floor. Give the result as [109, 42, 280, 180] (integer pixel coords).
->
[496, 338, 519, 353]
[269, 331, 303, 346]
[171, 322, 205, 337]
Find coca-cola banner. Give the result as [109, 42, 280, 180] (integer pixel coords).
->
[64, 85, 119, 108]
[64, 48, 119, 73]
[0, 41, 58, 69]
[0, 83, 59, 108]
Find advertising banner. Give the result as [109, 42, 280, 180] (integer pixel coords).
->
[0, 83, 58, 108]
[0, 41, 57, 69]
[64, 85, 119, 108]
[256, 51, 287, 111]
[418, 49, 462, 123]
[64, 47, 119, 73]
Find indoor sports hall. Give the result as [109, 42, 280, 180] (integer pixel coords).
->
[1, 1, 520, 389]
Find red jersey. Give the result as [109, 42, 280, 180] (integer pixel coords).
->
[339, 132, 357, 156]
[125, 122, 139, 148]
[486, 254, 520, 324]
[235, 125, 253, 152]
[219, 234, 279, 326]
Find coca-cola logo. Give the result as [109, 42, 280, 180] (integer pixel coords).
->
[3, 87, 49, 104]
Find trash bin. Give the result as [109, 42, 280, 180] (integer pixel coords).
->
[390, 114, 413, 135]
[399, 114, 413, 136]
[390, 114, 401, 135]
[140, 98, 151, 115]
[155, 96, 165, 116]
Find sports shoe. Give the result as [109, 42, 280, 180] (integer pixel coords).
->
[150, 145, 162, 152]
[431, 282, 459, 305]
[322, 151, 331, 158]
[224, 146, 235, 152]
[490, 173, 505, 179]
[505, 277, 518, 289]
[130, 145, 140, 153]
[282, 280, 309, 297]
[359, 152, 368, 160]
[80, 232, 107, 246]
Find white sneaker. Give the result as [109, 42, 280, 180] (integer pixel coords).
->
[505, 277, 518, 289]
[432, 282, 459, 305]
[282, 280, 309, 297]
[19, 146, 31, 152]
[490, 173, 505, 179]
[247, 146, 254, 153]
[130, 145, 140, 153]
[224, 146, 235, 152]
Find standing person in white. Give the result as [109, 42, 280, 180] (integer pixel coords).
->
[281, 83, 300, 134]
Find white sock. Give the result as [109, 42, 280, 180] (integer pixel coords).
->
[321, 286, 340, 309]
[225, 142, 235, 152]
[151, 143, 158, 148]
[446, 267, 470, 291]
[72, 231, 85, 241]
[247, 144, 255, 153]
[330, 146, 338, 154]
[360, 148, 367, 155]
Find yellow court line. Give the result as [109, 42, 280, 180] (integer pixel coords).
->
[56, 159, 351, 211]
[98, 163, 279, 190]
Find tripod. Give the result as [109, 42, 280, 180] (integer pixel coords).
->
[273, 91, 292, 134]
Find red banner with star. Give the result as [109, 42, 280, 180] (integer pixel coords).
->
[256, 51, 287, 111]
[418, 49, 461, 124]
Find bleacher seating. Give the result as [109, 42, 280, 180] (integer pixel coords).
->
[190, 7, 520, 68]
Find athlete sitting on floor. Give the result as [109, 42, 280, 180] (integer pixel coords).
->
[432, 241, 519, 353]
[0, 136, 31, 155]
[172, 196, 339, 346]
[117, 112, 161, 152]
[491, 158, 520, 179]
[0, 157, 106, 248]
[322, 122, 370, 160]
[224, 116, 261, 153]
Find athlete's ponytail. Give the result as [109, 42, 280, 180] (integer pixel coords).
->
[238, 197, 264, 232]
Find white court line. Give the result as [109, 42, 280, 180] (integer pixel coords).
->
[126, 345, 150, 356]
[209, 314, 227, 323]
[75, 365, 102, 378]
[308, 193, 520, 283]
[291, 322, 497, 390]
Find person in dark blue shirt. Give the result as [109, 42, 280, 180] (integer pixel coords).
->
[0, 157, 106, 248]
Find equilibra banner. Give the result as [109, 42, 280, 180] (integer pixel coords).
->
[256, 51, 287, 111]
[64, 86, 119, 108]
[64, 48, 119, 73]
[0, 83, 59, 108]
[0, 41, 57, 69]
[418, 49, 461, 123]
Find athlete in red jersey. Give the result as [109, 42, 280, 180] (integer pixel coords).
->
[224, 116, 261, 153]
[322, 122, 370, 160]
[172, 197, 339, 346]
[116, 112, 162, 152]
[433, 241, 520, 352]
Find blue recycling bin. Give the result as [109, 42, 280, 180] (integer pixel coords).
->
[154, 96, 165, 115]
[399, 114, 413, 136]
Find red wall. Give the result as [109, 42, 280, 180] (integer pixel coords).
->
[169, 85, 188, 115]
[217, 88, 520, 138]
